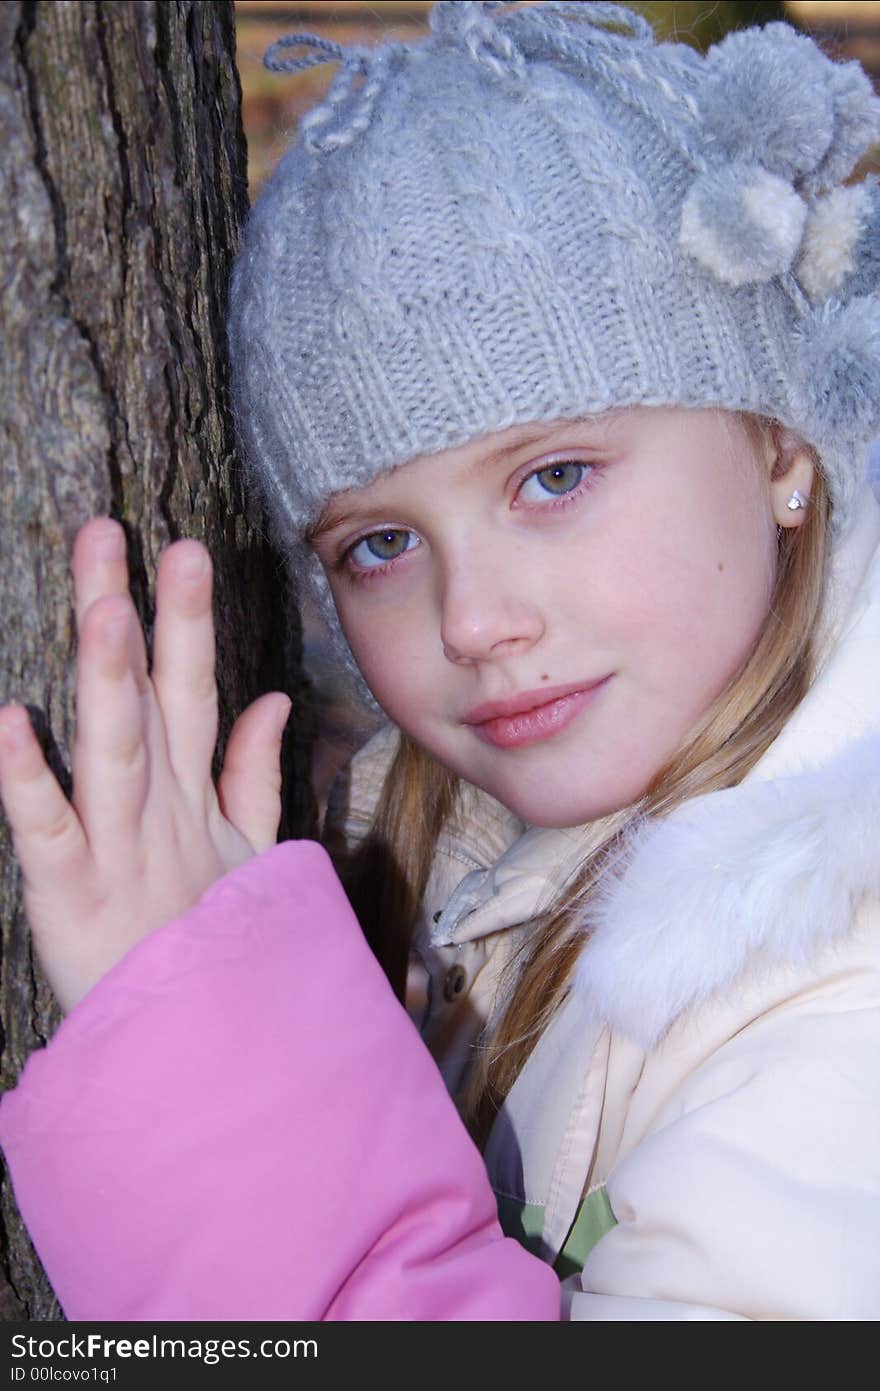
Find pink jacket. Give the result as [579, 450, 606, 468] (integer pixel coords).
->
[0, 841, 559, 1321]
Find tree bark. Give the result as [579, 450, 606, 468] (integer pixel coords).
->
[0, 0, 315, 1319]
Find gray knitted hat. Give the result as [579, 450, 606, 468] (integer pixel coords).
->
[227, 0, 880, 664]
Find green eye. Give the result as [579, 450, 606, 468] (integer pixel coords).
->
[350, 529, 418, 569]
[520, 462, 589, 501]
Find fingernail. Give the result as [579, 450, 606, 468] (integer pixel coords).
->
[93, 523, 124, 561]
[176, 548, 208, 582]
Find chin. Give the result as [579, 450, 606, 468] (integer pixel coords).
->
[484, 760, 658, 829]
[487, 784, 634, 830]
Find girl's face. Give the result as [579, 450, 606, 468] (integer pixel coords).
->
[312, 407, 782, 828]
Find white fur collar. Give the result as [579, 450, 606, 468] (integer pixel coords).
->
[576, 733, 880, 1048]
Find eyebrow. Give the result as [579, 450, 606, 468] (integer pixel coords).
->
[307, 504, 367, 546]
[307, 419, 603, 545]
[478, 422, 575, 471]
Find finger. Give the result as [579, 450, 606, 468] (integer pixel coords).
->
[217, 693, 291, 852]
[72, 517, 149, 693]
[72, 518, 129, 632]
[150, 540, 219, 795]
[71, 594, 151, 850]
[0, 705, 88, 888]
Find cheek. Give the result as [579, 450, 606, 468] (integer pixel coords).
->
[585, 503, 776, 696]
[333, 587, 436, 722]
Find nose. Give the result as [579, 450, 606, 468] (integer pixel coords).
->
[439, 544, 545, 665]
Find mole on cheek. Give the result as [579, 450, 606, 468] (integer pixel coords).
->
[540, 673, 549, 681]
[717, 561, 724, 573]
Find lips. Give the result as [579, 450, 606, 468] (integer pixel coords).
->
[463, 678, 611, 750]
[463, 679, 605, 724]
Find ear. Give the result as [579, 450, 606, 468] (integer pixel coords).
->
[766, 424, 816, 528]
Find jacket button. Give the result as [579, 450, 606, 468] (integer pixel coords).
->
[442, 964, 468, 1003]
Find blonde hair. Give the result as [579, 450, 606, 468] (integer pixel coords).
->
[334, 415, 831, 1147]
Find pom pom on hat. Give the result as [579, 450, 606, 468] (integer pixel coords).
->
[792, 295, 880, 443]
[797, 180, 880, 303]
[700, 24, 835, 183]
[680, 161, 807, 287]
[804, 59, 880, 195]
[682, 20, 880, 297]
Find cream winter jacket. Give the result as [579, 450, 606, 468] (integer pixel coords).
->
[326, 484, 880, 1321]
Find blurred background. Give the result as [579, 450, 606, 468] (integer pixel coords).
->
[232, 1, 880, 809]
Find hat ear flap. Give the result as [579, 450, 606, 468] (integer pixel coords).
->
[797, 178, 880, 304]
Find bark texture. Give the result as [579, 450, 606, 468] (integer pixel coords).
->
[0, 0, 315, 1319]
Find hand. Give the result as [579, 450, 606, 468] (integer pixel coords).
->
[0, 518, 292, 1014]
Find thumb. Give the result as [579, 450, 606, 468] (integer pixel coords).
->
[217, 693, 291, 852]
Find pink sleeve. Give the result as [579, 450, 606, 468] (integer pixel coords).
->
[0, 841, 559, 1321]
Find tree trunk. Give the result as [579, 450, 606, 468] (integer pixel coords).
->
[0, 0, 315, 1320]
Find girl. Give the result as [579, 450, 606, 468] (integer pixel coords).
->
[1, 1, 879, 1321]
